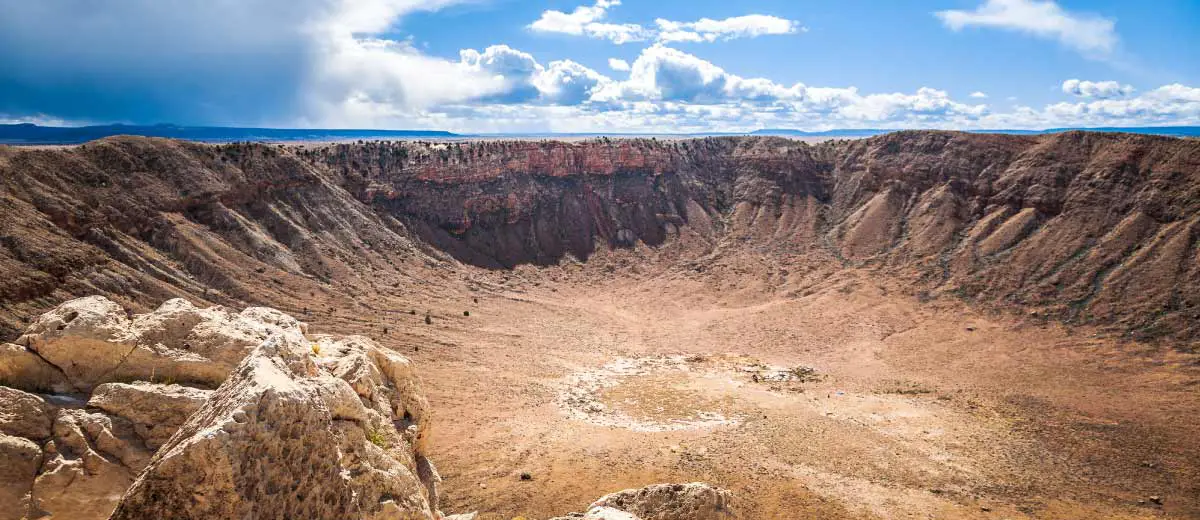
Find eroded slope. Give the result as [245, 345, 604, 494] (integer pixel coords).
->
[5, 131, 1191, 342]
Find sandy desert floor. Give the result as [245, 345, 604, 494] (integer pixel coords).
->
[298, 247, 1200, 520]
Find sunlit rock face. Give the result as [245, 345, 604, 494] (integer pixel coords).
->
[0, 296, 439, 520]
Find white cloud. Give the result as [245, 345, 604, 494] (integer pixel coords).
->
[528, 0, 616, 35]
[534, 60, 610, 105]
[970, 91, 989, 98]
[655, 15, 800, 43]
[528, 0, 651, 44]
[608, 58, 631, 72]
[1038, 83, 1200, 125]
[588, 45, 987, 125]
[1061, 79, 1134, 98]
[529, 2, 798, 45]
[329, 41, 1198, 133]
[935, 0, 1117, 56]
[456, 45, 611, 106]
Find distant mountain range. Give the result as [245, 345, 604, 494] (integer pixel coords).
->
[0, 124, 458, 145]
[1, 123, 1197, 145]
[752, 127, 1200, 138]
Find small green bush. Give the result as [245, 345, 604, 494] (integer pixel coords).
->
[366, 429, 389, 448]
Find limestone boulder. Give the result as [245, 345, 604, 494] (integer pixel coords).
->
[109, 332, 439, 520]
[13, 296, 131, 392]
[0, 343, 70, 393]
[312, 335, 431, 454]
[15, 296, 308, 391]
[1, 296, 452, 519]
[552, 483, 737, 520]
[32, 408, 151, 520]
[0, 382, 210, 520]
[0, 386, 54, 440]
[87, 382, 212, 449]
[0, 433, 42, 520]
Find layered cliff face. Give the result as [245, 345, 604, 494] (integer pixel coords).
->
[305, 132, 1200, 343]
[1, 131, 1197, 344]
[0, 138, 435, 338]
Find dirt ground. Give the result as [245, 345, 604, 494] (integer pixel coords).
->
[301, 245, 1200, 520]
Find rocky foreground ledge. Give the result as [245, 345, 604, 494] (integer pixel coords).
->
[0, 296, 736, 520]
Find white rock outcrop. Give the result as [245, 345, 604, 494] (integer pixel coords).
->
[109, 331, 438, 519]
[0, 433, 42, 520]
[15, 296, 307, 392]
[87, 382, 212, 449]
[0, 381, 211, 520]
[32, 407, 150, 520]
[0, 296, 338, 520]
[0, 342, 70, 393]
[552, 483, 737, 520]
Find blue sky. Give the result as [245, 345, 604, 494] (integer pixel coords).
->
[0, 0, 1197, 132]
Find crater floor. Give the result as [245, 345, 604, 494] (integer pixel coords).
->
[352, 253, 1200, 520]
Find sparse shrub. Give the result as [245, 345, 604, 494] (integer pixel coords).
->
[424, 314, 432, 325]
[463, 311, 470, 317]
[788, 366, 819, 382]
[311, 344, 321, 355]
[366, 429, 389, 448]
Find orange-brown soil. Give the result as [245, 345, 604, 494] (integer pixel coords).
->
[376, 250, 1199, 519]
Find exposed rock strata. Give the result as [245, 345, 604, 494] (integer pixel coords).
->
[110, 332, 439, 520]
[0, 433, 41, 520]
[2, 132, 1196, 343]
[14, 296, 307, 392]
[0, 296, 352, 519]
[86, 382, 211, 449]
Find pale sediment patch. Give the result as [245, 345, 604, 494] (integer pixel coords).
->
[557, 355, 821, 432]
[558, 355, 738, 432]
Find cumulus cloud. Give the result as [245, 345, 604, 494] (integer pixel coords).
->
[619, 45, 735, 102]
[1038, 83, 1200, 125]
[588, 45, 988, 126]
[529, 1, 798, 45]
[457, 45, 611, 106]
[528, 0, 651, 44]
[534, 60, 610, 105]
[935, 0, 1117, 56]
[1061, 79, 1134, 98]
[655, 15, 800, 43]
[592, 45, 798, 104]
[970, 91, 989, 99]
[608, 58, 631, 72]
[441, 80, 1200, 135]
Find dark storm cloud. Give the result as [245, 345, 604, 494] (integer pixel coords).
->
[0, 0, 317, 125]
